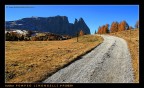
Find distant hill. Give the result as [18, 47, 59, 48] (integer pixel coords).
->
[5, 16, 91, 36]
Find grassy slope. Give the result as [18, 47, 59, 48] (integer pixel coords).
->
[5, 35, 103, 83]
[109, 29, 139, 83]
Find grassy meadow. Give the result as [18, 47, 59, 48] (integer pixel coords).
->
[5, 35, 103, 83]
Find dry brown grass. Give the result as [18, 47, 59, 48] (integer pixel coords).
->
[5, 35, 103, 83]
[109, 29, 139, 83]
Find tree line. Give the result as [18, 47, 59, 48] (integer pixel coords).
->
[96, 20, 139, 34]
[5, 31, 72, 41]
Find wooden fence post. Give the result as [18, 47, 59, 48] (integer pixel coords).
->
[77, 32, 79, 42]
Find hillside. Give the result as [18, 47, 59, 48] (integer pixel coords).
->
[5, 16, 90, 36]
[5, 35, 103, 83]
[109, 29, 139, 83]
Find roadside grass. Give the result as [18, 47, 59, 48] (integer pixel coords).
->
[5, 35, 103, 83]
[109, 29, 139, 83]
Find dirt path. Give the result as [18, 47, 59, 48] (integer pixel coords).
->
[42, 35, 134, 83]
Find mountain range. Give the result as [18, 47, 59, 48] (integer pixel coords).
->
[5, 16, 91, 36]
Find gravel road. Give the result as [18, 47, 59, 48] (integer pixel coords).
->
[43, 35, 134, 83]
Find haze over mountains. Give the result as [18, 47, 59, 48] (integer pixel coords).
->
[5, 16, 91, 36]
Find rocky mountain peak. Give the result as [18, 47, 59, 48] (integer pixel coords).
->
[79, 17, 84, 21]
[74, 19, 78, 24]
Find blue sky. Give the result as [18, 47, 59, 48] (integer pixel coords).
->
[5, 5, 139, 34]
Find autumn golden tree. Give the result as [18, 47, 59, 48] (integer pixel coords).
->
[97, 26, 101, 34]
[79, 30, 84, 36]
[99, 27, 102, 34]
[101, 25, 105, 34]
[110, 21, 119, 33]
[97, 24, 110, 34]
[118, 20, 129, 31]
[98, 20, 130, 34]
[135, 20, 139, 28]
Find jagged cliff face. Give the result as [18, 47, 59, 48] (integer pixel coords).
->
[5, 16, 91, 36]
[73, 18, 91, 35]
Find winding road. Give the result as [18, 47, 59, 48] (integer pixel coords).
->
[43, 35, 134, 83]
